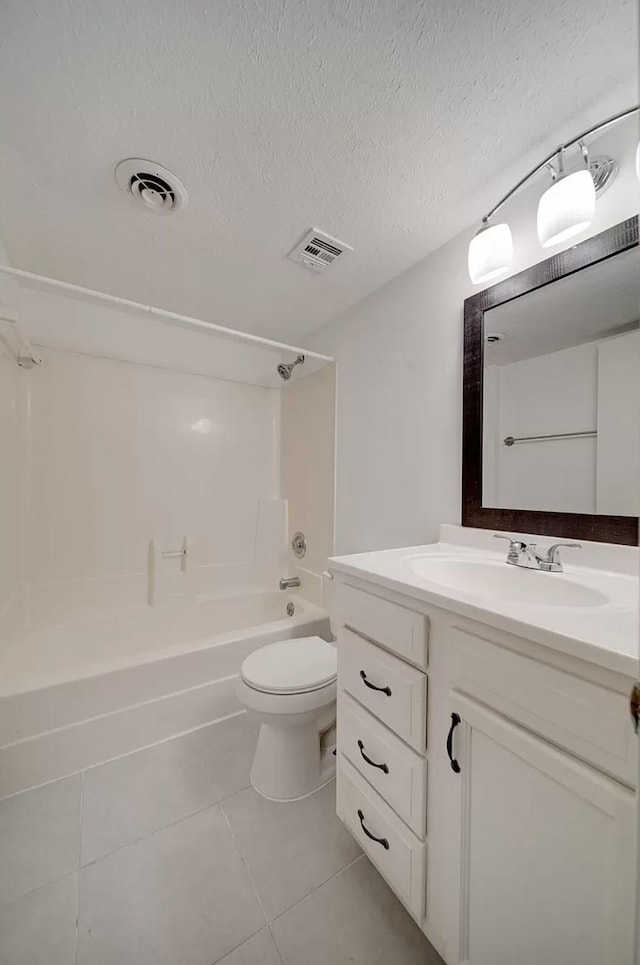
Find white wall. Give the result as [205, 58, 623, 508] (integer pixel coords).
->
[310, 234, 466, 555]
[23, 345, 281, 627]
[309, 113, 639, 554]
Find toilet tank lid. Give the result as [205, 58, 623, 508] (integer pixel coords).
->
[241, 637, 337, 694]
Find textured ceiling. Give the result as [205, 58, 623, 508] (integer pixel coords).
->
[0, 0, 637, 341]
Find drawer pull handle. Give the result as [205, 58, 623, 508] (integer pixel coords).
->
[357, 808, 389, 850]
[357, 740, 389, 774]
[359, 670, 392, 696]
[447, 712, 461, 774]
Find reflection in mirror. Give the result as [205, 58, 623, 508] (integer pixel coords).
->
[482, 246, 639, 515]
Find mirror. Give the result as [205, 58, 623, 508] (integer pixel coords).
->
[483, 246, 638, 515]
[463, 216, 638, 545]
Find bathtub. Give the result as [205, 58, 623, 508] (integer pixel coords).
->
[0, 592, 330, 797]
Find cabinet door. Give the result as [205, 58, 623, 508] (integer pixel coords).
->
[450, 693, 635, 965]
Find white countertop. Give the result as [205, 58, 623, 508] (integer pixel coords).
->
[329, 525, 639, 678]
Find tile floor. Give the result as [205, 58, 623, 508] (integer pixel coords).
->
[0, 712, 443, 965]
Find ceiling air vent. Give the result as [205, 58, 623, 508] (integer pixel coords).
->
[115, 159, 188, 214]
[288, 229, 353, 273]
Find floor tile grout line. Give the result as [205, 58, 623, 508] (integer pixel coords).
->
[267, 922, 287, 965]
[266, 855, 366, 965]
[219, 785, 365, 928]
[269, 853, 366, 927]
[79, 789, 249, 870]
[207, 923, 268, 965]
[219, 797, 270, 925]
[0, 867, 79, 909]
[78, 745, 255, 870]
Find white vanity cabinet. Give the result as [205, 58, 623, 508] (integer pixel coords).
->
[330, 566, 637, 965]
[449, 693, 635, 965]
[334, 583, 430, 923]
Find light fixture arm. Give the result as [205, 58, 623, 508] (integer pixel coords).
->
[481, 104, 638, 225]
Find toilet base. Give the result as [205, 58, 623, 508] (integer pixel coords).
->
[252, 767, 335, 803]
[250, 716, 336, 802]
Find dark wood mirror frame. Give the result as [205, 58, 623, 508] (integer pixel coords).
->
[462, 215, 639, 546]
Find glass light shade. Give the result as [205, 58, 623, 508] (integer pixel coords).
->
[467, 223, 513, 285]
[536, 169, 595, 247]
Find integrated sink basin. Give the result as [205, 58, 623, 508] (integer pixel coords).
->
[409, 557, 609, 608]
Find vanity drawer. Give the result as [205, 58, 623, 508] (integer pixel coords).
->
[450, 626, 635, 785]
[338, 694, 427, 837]
[338, 583, 428, 667]
[339, 628, 427, 752]
[337, 756, 426, 922]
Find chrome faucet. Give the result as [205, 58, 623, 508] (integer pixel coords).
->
[279, 576, 301, 590]
[494, 534, 581, 572]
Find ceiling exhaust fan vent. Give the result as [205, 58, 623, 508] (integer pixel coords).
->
[115, 159, 188, 214]
[288, 229, 353, 273]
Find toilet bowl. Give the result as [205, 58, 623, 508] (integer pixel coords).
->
[237, 636, 337, 802]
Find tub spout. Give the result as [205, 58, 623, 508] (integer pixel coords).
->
[279, 576, 301, 590]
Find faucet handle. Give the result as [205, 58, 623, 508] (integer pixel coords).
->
[494, 533, 528, 564]
[544, 543, 582, 564]
[493, 533, 526, 548]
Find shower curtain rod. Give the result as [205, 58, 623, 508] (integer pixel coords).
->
[0, 264, 334, 363]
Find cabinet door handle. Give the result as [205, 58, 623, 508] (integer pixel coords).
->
[359, 670, 392, 696]
[357, 809, 389, 850]
[357, 740, 389, 774]
[447, 712, 461, 773]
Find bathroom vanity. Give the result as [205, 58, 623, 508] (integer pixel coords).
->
[330, 525, 638, 965]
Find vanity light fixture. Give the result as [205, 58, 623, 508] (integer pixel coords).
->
[537, 144, 596, 248]
[468, 222, 513, 285]
[468, 104, 639, 284]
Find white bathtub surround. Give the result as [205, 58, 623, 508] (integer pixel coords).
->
[147, 536, 194, 605]
[238, 637, 337, 801]
[0, 245, 29, 642]
[328, 526, 638, 963]
[0, 340, 25, 641]
[0, 714, 440, 965]
[281, 363, 336, 606]
[254, 497, 289, 587]
[20, 346, 282, 629]
[0, 592, 329, 797]
[0, 323, 335, 626]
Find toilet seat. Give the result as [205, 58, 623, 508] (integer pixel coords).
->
[241, 637, 337, 695]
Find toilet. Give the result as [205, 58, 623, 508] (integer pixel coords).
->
[237, 636, 337, 802]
